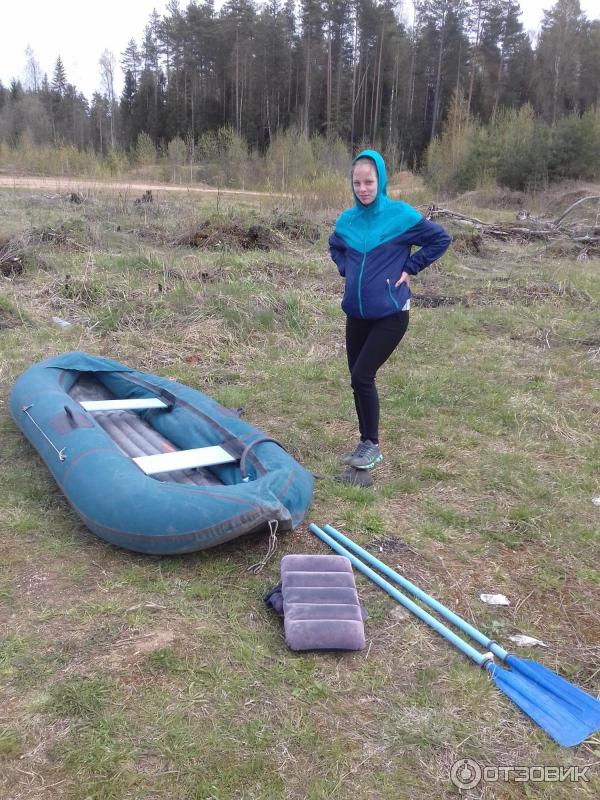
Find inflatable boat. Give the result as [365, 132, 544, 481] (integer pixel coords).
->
[10, 352, 313, 554]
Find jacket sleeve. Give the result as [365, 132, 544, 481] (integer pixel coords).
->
[402, 219, 451, 275]
[328, 231, 347, 277]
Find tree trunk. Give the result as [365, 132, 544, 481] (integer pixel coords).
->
[235, 32, 240, 133]
[430, 12, 447, 141]
[304, 33, 311, 136]
[350, 11, 358, 148]
[326, 22, 332, 137]
[373, 24, 384, 141]
[552, 53, 560, 126]
[467, 1, 483, 114]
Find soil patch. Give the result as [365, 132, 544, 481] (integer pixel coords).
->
[31, 222, 89, 251]
[0, 237, 25, 276]
[0, 256, 24, 277]
[366, 535, 425, 560]
[0, 306, 21, 329]
[99, 629, 177, 670]
[412, 293, 462, 308]
[413, 280, 592, 309]
[273, 209, 323, 243]
[176, 220, 281, 251]
[164, 267, 217, 283]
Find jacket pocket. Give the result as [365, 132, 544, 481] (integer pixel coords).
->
[386, 279, 400, 311]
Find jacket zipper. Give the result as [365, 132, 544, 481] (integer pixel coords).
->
[357, 240, 366, 318]
[387, 279, 400, 310]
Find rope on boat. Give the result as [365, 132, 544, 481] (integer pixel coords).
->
[247, 519, 279, 574]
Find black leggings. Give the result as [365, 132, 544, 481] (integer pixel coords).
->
[346, 311, 409, 443]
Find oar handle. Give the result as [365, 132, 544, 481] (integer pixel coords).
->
[309, 524, 491, 668]
[322, 524, 509, 662]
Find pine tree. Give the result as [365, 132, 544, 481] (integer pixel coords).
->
[578, 19, 600, 111]
[419, 0, 469, 143]
[466, 0, 495, 114]
[10, 80, 24, 102]
[139, 9, 164, 141]
[119, 70, 137, 149]
[121, 39, 142, 84]
[51, 57, 67, 96]
[500, 24, 534, 110]
[255, 0, 291, 145]
[299, 0, 325, 136]
[471, 0, 525, 120]
[220, 0, 258, 136]
[534, 0, 583, 124]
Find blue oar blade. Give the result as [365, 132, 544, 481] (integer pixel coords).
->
[506, 655, 600, 733]
[489, 661, 600, 747]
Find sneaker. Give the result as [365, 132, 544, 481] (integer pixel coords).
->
[340, 440, 363, 465]
[348, 439, 383, 470]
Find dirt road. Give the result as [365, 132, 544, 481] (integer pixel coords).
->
[0, 174, 287, 199]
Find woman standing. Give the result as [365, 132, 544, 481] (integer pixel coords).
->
[329, 149, 451, 471]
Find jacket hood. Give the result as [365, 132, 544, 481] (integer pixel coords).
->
[352, 149, 387, 209]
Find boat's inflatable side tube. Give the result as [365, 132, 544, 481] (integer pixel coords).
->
[10, 352, 313, 554]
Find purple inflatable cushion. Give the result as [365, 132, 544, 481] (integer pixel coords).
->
[280, 554, 366, 651]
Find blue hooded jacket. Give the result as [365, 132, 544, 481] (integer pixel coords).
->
[329, 150, 451, 319]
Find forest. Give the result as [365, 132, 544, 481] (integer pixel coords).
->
[1, 0, 599, 190]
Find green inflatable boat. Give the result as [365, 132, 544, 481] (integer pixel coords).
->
[10, 352, 313, 554]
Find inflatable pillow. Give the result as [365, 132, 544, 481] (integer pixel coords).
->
[276, 554, 366, 651]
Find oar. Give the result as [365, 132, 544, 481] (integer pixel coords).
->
[309, 523, 600, 747]
[321, 523, 511, 659]
[320, 524, 600, 746]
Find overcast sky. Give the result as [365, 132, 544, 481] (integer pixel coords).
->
[1, 1, 598, 102]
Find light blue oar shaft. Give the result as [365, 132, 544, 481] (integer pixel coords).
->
[308, 524, 490, 667]
[323, 523, 509, 662]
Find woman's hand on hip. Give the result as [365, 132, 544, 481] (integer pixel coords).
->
[395, 271, 410, 288]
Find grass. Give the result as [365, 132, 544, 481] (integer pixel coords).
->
[0, 182, 599, 799]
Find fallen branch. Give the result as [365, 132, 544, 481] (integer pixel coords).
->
[426, 199, 600, 251]
[553, 195, 600, 227]
[426, 206, 487, 226]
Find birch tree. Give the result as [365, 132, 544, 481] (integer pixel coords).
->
[99, 50, 117, 149]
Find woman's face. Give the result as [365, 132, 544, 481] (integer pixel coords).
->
[352, 161, 378, 205]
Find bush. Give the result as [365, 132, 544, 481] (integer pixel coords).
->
[167, 135, 186, 182]
[424, 93, 477, 194]
[425, 102, 600, 193]
[454, 126, 497, 191]
[265, 130, 350, 193]
[265, 129, 316, 191]
[194, 126, 250, 188]
[0, 134, 107, 176]
[135, 132, 157, 166]
[426, 103, 551, 193]
[494, 106, 549, 191]
[102, 148, 129, 177]
[548, 108, 600, 181]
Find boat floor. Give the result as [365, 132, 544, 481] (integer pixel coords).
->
[69, 375, 222, 487]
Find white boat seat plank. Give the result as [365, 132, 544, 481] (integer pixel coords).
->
[81, 398, 168, 412]
[133, 446, 236, 475]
